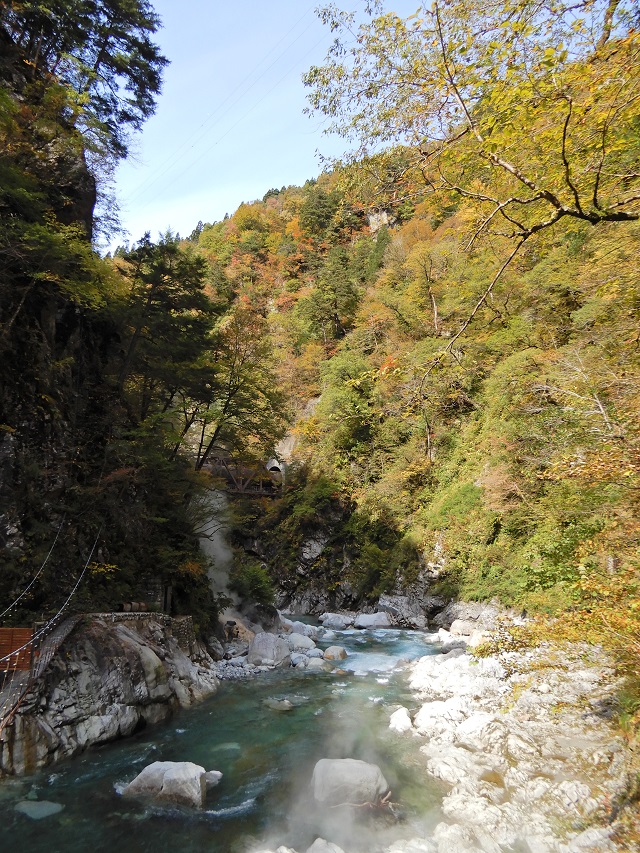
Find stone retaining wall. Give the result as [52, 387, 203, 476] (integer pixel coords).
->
[89, 613, 195, 652]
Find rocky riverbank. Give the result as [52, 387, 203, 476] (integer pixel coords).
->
[0, 616, 220, 775]
[2, 601, 635, 853]
[252, 607, 633, 853]
[392, 640, 627, 852]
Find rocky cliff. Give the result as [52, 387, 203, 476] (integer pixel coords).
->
[0, 616, 219, 776]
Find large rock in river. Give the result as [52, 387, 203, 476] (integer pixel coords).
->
[287, 632, 316, 651]
[122, 760, 214, 808]
[354, 612, 391, 629]
[323, 646, 348, 661]
[319, 613, 354, 630]
[311, 758, 389, 805]
[247, 633, 291, 667]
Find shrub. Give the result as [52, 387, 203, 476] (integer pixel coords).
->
[229, 558, 275, 605]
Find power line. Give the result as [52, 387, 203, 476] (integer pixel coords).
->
[134, 29, 333, 215]
[126, 4, 318, 203]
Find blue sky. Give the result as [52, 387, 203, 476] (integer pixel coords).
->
[112, 1, 416, 246]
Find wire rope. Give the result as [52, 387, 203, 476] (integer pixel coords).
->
[0, 525, 102, 666]
[0, 516, 66, 620]
[125, 4, 318, 202]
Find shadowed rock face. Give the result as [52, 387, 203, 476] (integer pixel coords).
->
[311, 758, 389, 806]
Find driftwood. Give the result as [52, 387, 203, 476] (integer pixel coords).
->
[329, 789, 396, 810]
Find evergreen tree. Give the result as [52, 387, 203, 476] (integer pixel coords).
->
[1, 0, 168, 157]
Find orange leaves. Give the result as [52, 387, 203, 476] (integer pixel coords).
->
[379, 354, 399, 374]
[177, 559, 206, 578]
[274, 292, 299, 312]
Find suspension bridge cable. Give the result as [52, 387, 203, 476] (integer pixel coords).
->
[0, 525, 102, 666]
[0, 516, 66, 620]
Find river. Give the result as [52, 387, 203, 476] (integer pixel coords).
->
[0, 627, 444, 853]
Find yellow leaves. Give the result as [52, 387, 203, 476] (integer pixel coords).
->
[295, 416, 321, 443]
[88, 562, 120, 579]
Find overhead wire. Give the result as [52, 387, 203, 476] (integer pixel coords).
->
[125, 4, 319, 203]
[0, 515, 66, 620]
[134, 28, 334, 215]
[0, 524, 103, 667]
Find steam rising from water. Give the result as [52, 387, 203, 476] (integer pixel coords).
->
[0, 627, 441, 853]
[251, 628, 442, 853]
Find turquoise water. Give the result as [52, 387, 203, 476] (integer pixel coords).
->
[0, 628, 444, 853]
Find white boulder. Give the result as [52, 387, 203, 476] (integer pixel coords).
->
[288, 632, 316, 651]
[311, 758, 389, 805]
[354, 612, 391, 629]
[449, 619, 477, 636]
[421, 743, 506, 787]
[319, 613, 354, 630]
[205, 770, 222, 788]
[307, 648, 325, 658]
[247, 633, 291, 667]
[413, 697, 471, 739]
[389, 706, 414, 734]
[121, 760, 216, 809]
[433, 822, 483, 853]
[290, 620, 319, 640]
[385, 840, 437, 853]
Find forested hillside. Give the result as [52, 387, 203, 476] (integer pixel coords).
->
[1, 0, 639, 688]
[0, 1, 285, 631]
[191, 156, 640, 640]
[188, 0, 640, 683]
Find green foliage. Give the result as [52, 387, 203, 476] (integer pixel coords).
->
[298, 183, 340, 238]
[229, 557, 275, 606]
[226, 469, 421, 607]
[1, 0, 168, 158]
[429, 483, 483, 527]
[0, 18, 279, 633]
[283, 204, 640, 616]
[2, 0, 639, 665]
[288, 475, 339, 523]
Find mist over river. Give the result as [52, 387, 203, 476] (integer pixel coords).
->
[0, 628, 444, 853]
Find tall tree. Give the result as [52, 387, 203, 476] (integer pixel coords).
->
[305, 0, 640, 239]
[115, 234, 218, 425]
[193, 302, 288, 470]
[1, 0, 168, 157]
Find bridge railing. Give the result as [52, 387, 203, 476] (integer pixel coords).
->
[204, 456, 283, 495]
[0, 615, 84, 735]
